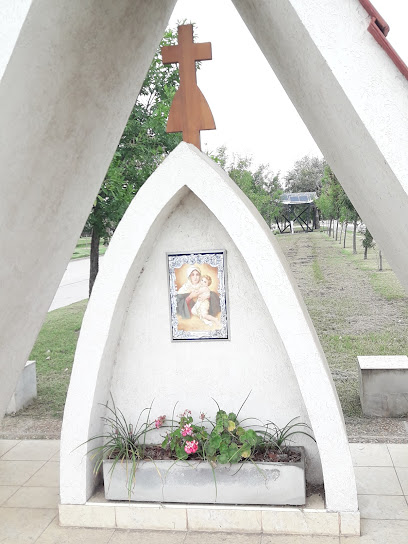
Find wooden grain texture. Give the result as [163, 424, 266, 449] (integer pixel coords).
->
[162, 24, 215, 149]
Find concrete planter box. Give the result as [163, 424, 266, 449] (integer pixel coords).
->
[102, 448, 305, 506]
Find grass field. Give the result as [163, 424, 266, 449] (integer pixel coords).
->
[277, 228, 408, 418]
[72, 237, 108, 260]
[8, 227, 408, 427]
[25, 300, 87, 418]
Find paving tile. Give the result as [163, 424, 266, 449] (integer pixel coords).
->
[354, 466, 403, 495]
[262, 510, 339, 536]
[24, 461, 59, 487]
[109, 529, 187, 543]
[0, 485, 19, 505]
[49, 450, 60, 462]
[305, 492, 325, 509]
[0, 440, 20, 458]
[186, 533, 261, 544]
[1, 440, 60, 461]
[3, 486, 59, 509]
[0, 460, 44, 486]
[187, 507, 262, 533]
[262, 536, 339, 543]
[116, 504, 187, 531]
[388, 444, 408, 468]
[395, 467, 408, 495]
[340, 511, 360, 536]
[59, 504, 116, 529]
[340, 518, 408, 543]
[358, 494, 408, 520]
[349, 443, 392, 467]
[0, 506, 57, 543]
[35, 518, 114, 543]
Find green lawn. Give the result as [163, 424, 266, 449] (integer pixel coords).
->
[26, 300, 88, 418]
[72, 237, 108, 260]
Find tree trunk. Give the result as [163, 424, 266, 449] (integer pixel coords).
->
[339, 222, 343, 244]
[89, 228, 100, 297]
[314, 207, 320, 230]
[343, 222, 348, 248]
[364, 246, 368, 260]
[329, 219, 332, 237]
[335, 220, 339, 241]
[379, 249, 383, 271]
[353, 220, 357, 254]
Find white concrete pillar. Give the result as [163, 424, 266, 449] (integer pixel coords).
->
[0, 0, 177, 419]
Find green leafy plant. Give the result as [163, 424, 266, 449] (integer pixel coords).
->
[160, 394, 315, 465]
[79, 397, 157, 497]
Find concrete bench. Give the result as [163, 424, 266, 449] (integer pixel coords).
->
[358, 355, 408, 417]
[6, 360, 37, 414]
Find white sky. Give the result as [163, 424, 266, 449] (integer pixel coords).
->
[169, 0, 408, 176]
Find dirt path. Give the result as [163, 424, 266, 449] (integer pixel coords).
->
[278, 231, 408, 442]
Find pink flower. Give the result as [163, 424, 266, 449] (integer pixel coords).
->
[181, 423, 193, 437]
[184, 440, 198, 454]
[200, 412, 205, 421]
[155, 415, 166, 429]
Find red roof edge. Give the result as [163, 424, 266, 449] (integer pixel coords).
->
[359, 0, 408, 81]
[359, 0, 389, 35]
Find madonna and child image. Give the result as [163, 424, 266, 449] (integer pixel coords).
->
[167, 251, 229, 341]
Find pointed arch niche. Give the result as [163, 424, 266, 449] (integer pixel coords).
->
[60, 143, 358, 533]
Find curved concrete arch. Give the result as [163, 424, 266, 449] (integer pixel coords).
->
[61, 143, 357, 512]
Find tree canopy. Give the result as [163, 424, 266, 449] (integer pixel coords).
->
[211, 146, 283, 227]
[86, 26, 182, 295]
[284, 155, 327, 195]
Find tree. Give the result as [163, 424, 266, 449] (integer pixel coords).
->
[362, 227, 375, 260]
[86, 27, 182, 295]
[211, 146, 283, 227]
[86, 153, 133, 295]
[341, 193, 360, 253]
[284, 155, 327, 195]
[316, 166, 344, 239]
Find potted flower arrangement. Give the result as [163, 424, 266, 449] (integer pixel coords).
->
[86, 396, 315, 506]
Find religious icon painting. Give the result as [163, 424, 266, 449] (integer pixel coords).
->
[167, 250, 229, 341]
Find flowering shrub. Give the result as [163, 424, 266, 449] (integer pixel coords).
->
[159, 400, 315, 464]
[161, 409, 208, 460]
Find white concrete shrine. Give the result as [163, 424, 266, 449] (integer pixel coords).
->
[60, 143, 358, 535]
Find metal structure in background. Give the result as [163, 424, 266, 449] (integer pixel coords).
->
[277, 192, 317, 234]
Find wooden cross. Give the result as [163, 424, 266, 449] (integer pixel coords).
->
[161, 24, 215, 150]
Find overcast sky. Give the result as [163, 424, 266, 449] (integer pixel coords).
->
[168, 0, 408, 176]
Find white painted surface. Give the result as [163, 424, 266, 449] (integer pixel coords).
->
[358, 355, 408, 370]
[6, 360, 37, 414]
[59, 501, 359, 536]
[0, 0, 177, 420]
[110, 190, 316, 473]
[60, 143, 357, 514]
